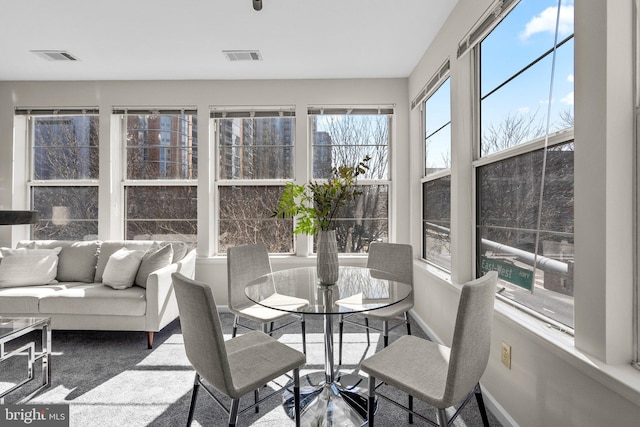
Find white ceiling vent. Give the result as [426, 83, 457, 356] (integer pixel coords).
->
[31, 50, 79, 61]
[223, 50, 262, 62]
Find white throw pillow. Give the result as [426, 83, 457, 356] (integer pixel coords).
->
[0, 247, 62, 287]
[135, 243, 174, 288]
[102, 248, 145, 290]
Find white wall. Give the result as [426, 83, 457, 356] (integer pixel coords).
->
[0, 78, 410, 302]
[408, 0, 640, 426]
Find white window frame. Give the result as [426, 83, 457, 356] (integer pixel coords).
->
[118, 107, 198, 243]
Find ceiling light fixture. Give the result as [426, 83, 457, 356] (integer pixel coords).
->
[253, 0, 262, 11]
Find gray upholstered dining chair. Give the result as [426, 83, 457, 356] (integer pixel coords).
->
[172, 272, 306, 427]
[227, 243, 306, 353]
[338, 242, 413, 364]
[360, 271, 498, 427]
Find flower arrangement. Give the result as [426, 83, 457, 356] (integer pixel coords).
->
[273, 156, 371, 235]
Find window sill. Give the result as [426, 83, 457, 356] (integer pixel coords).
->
[494, 300, 640, 407]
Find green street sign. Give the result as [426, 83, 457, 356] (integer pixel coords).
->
[481, 256, 533, 291]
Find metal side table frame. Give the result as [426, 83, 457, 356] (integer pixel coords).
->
[0, 316, 52, 403]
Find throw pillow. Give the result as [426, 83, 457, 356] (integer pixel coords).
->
[166, 241, 189, 263]
[0, 247, 62, 287]
[102, 248, 145, 290]
[135, 243, 174, 288]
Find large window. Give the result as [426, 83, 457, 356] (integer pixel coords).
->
[214, 108, 295, 254]
[121, 109, 198, 243]
[422, 76, 451, 271]
[21, 109, 100, 240]
[476, 0, 574, 328]
[309, 107, 392, 253]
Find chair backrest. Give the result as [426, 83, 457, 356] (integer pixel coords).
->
[227, 243, 272, 311]
[172, 272, 234, 397]
[443, 271, 498, 406]
[367, 242, 414, 291]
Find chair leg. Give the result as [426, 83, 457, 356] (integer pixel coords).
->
[365, 318, 370, 345]
[338, 314, 344, 365]
[232, 315, 239, 338]
[383, 320, 389, 347]
[270, 322, 274, 334]
[228, 399, 240, 427]
[186, 373, 200, 426]
[436, 408, 448, 426]
[262, 323, 269, 334]
[475, 383, 490, 427]
[408, 394, 413, 424]
[294, 368, 301, 427]
[301, 315, 307, 354]
[367, 375, 376, 426]
[254, 389, 259, 413]
[405, 312, 412, 336]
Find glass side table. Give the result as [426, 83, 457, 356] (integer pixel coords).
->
[0, 316, 52, 403]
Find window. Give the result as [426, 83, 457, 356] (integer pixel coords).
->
[422, 76, 452, 271]
[20, 109, 100, 240]
[475, 0, 574, 328]
[120, 109, 198, 243]
[308, 107, 392, 253]
[214, 108, 295, 254]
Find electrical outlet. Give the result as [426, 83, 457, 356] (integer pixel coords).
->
[501, 342, 512, 369]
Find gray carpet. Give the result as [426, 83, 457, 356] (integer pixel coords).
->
[2, 314, 502, 426]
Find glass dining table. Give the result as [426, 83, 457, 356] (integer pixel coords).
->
[244, 265, 412, 426]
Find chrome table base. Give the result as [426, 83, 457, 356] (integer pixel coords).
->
[283, 372, 376, 426]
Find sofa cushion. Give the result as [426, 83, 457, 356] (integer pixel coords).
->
[135, 243, 173, 288]
[0, 247, 62, 287]
[95, 241, 154, 283]
[102, 248, 145, 290]
[38, 282, 147, 316]
[17, 240, 100, 283]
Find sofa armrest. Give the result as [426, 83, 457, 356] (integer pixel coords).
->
[144, 248, 197, 332]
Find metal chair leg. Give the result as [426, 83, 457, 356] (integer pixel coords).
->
[262, 323, 269, 334]
[436, 408, 448, 426]
[254, 389, 259, 413]
[232, 315, 239, 338]
[367, 375, 376, 426]
[365, 318, 370, 345]
[301, 316, 307, 354]
[405, 312, 412, 336]
[475, 383, 490, 427]
[228, 399, 240, 427]
[338, 314, 344, 365]
[408, 394, 413, 424]
[186, 373, 200, 426]
[294, 368, 301, 427]
[383, 321, 389, 347]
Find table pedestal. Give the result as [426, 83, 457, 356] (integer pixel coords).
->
[282, 310, 376, 426]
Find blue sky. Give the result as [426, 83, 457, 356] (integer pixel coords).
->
[426, 0, 574, 170]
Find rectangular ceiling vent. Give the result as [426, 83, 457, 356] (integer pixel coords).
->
[31, 50, 79, 61]
[223, 50, 262, 62]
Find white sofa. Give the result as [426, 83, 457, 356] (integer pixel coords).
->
[0, 240, 196, 348]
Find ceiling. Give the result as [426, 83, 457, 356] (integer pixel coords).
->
[0, 0, 458, 81]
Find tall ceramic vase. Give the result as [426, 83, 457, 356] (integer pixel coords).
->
[316, 230, 339, 285]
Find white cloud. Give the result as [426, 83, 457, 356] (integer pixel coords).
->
[520, 4, 574, 40]
[517, 106, 530, 114]
[560, 91, 574, 105]
[567, 74, 574, 83]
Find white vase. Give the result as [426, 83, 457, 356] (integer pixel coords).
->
[316, 230, 339, 285]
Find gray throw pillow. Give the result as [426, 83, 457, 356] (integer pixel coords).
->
[102, 248, 145, 290]
[0, 247, 62, 287]
[135, 243, 174, 288]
